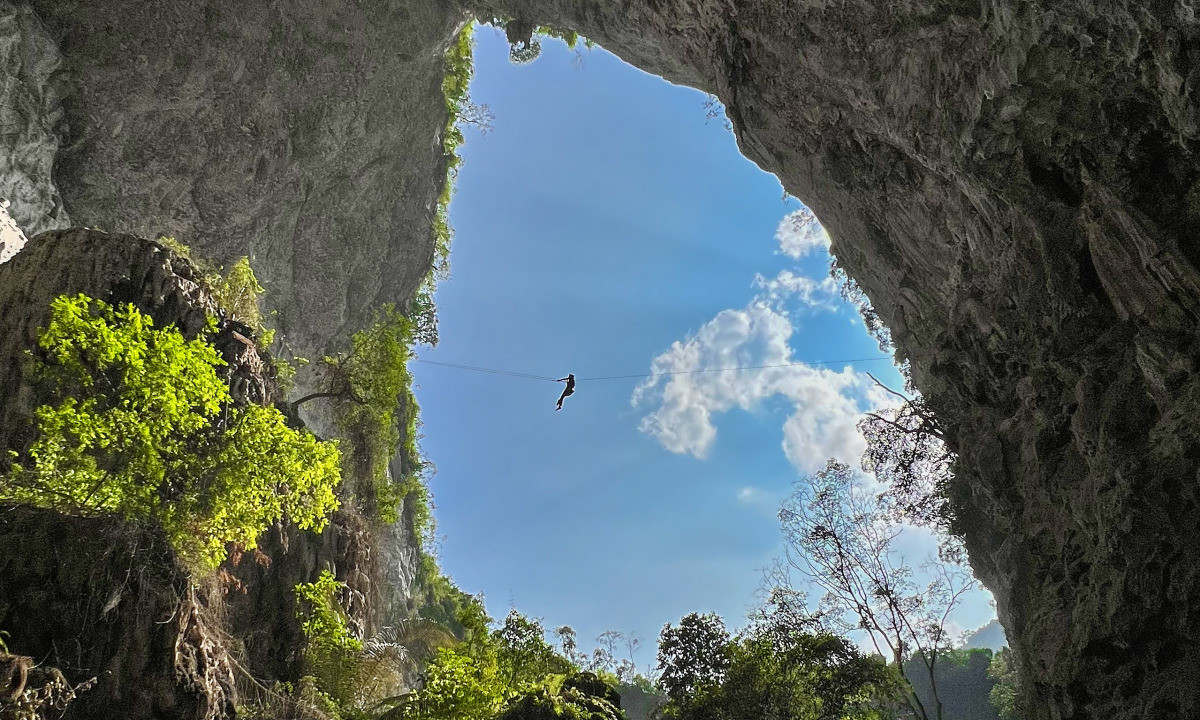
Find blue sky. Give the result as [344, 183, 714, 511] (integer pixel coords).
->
[411, 26, 995, 671]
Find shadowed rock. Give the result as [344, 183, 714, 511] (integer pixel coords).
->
[5, 0, 1200, 716]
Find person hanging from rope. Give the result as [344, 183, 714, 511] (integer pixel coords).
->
[555, 373, 576, 411]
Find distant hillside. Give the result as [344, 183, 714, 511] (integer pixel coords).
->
[963, 620, 1009, 651]
[905, 649, 1000, 720]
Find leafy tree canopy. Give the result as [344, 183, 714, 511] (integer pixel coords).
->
[987, 649, 1019, 720]
[2, 294, 340, 569]
[380, 605, 622, 720]
[656, 613, 732, 704]
[656, 609, 894, 720]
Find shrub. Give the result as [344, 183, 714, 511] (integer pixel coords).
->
[153, 237, 277, 348]
[325, 305, 426, 528]
[2, 294, 341, 569]
[294, 570, 365, 711]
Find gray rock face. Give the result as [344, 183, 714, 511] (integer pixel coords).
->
[0, 229, 227, 460]
[0, 231, 382, 717]
[9, 0, 1200, 716]
[0, 1, 69, 245]
[0, 505, 237, 720]
[24, 0, 462, 362]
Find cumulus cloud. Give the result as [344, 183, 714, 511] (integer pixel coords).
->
[736, 486, 783, 519]
[754, 270, 840, 311]
[737, 486, 768, 504]
[775, 207, 830, 259]
[632, 302, 878, 473]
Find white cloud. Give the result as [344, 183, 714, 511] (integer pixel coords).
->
[632, 302, 879, 473]
[775, 207, 830, 259]
[736, 485, 783, 519]
[754, 270, 840, 311]
[737, 486, 767, 504]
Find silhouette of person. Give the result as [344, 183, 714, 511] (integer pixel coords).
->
[555, 374, 576, 411]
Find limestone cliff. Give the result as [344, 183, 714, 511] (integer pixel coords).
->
[5, 0, 1200, 717]
[0, 2, 68, 240]
[0, 230, 260, 719]
[1, 0, 468, 645]
[17, 0, 461, 362]
[0, 230, 387, 718]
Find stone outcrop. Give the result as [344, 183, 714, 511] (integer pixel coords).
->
[0, 230, 373, 718]
[0, 2, 69, 243]
[0, 229, 273, 462]
[0, 505, 234, 720]
[19, 0, 462, 362]
[5, 0, 1200, 717]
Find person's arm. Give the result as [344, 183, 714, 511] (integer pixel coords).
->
[557, 377, 569, 382]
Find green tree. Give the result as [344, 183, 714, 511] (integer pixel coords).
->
[294, 570, 366, 710]
[656, 613, 732, 707]
[775, 460, 976, 720]
[293, 305, 424, 527]
[378, 604, 624, 720]
[494, 610, 575, 688]
[2, 294, 340, 569]
[656, 606, 893, 720]
[383, 646, 506, 720]
[376, 603, 507, 720]
[987, 649, 1019, 720]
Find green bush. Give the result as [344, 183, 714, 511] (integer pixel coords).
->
[435, 24, 475, 281]
[328, 304, 427, 530]
[377, 604, 625, 720]
[211, 256, 276, 346]
[294, 570, 366, 713]
[2, 294, 341, 569]
[153, 237, 278, 349]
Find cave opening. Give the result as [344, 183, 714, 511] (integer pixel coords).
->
[411, 23, 997, 669]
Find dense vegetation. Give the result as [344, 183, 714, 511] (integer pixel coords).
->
[380, 606, 623, 720]
[280, 588, 631, 720]
[300, 304, 426, 528]
[154, 237, 277, 348]
[986, 649, 1019, 720]
[0, 294, 340, 569]
[655, 609, 895, 720]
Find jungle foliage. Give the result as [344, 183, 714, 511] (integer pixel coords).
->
[289, 304, 431, 538]
[1, 294, 341, 569]
[986, 649, 1019, 720]
[655, 608, 895, 720]
[378, 606, 622, 720]
[153, 237, 277, 348]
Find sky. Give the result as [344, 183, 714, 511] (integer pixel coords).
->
[411, 26, 997, 672]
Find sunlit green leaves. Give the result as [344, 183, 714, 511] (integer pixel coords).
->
[334, 304, 426, 529]
[3, 294, 341, 570]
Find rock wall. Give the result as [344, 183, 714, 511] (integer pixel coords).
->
[6, 0, 1200, 717]
[0, 2, 69, 241]
[0, 230, 372, 718]
[0, 505, 235, 720]
[21, 0, 462, 362]
[0, 229, 258, 461]
[3, 0, 469, 643]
